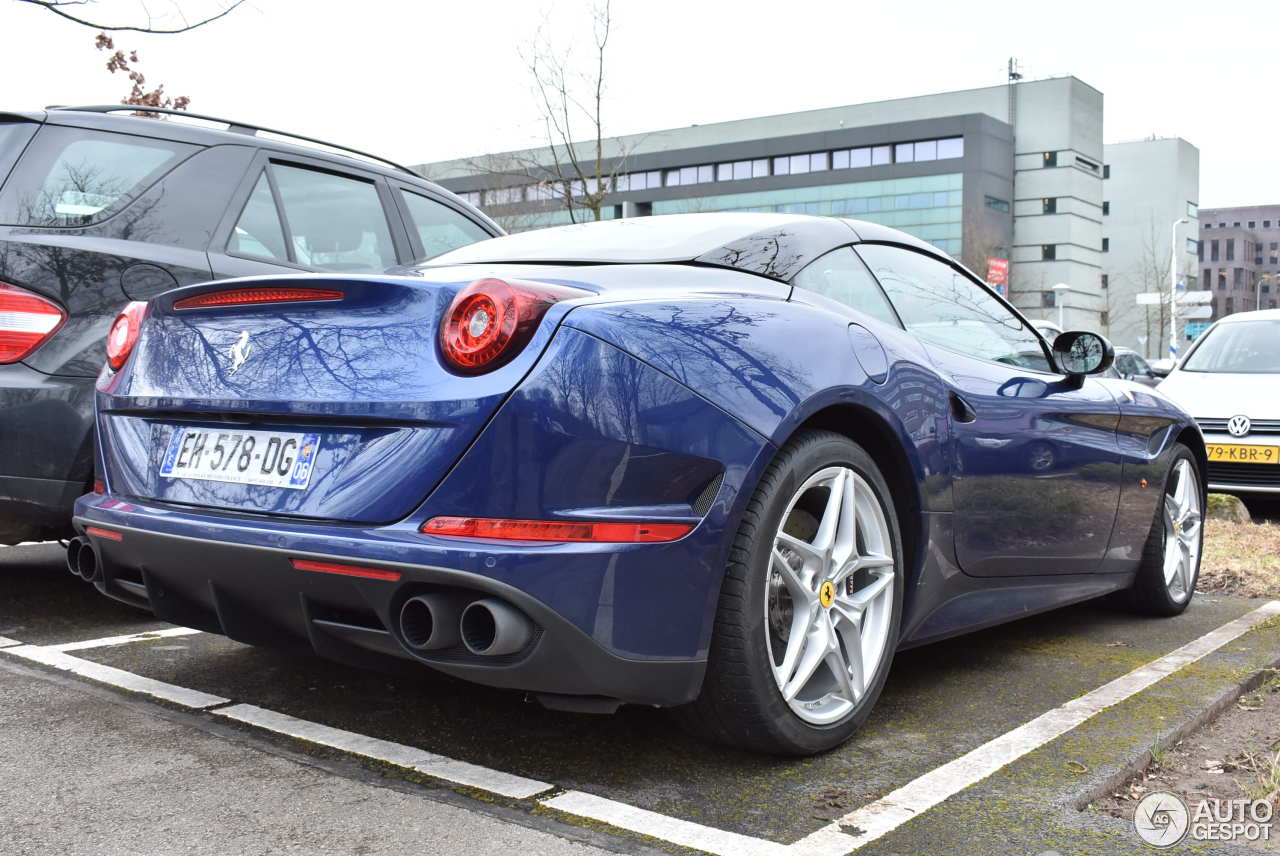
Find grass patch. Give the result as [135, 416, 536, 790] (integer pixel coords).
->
[1199, 517, 1280, 598]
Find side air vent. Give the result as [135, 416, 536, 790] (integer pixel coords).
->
[692, 472, 724, 517]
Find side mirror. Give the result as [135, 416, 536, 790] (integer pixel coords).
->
[1150, 361, 1174, 378]
[1052, 331, 1115, 377]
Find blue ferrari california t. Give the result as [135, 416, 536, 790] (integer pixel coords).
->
[72, 213, 1205, 755]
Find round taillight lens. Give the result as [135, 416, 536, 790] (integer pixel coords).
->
[440, 278, 587, 374]
[105, 301, 149, 371]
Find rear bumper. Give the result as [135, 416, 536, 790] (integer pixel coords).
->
[72, 498, 708, 707]
[0, 363, 96, 542]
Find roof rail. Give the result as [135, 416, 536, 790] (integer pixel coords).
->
[52, 105, 421, 177]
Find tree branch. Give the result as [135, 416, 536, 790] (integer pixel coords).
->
[16, 0, 245, 33]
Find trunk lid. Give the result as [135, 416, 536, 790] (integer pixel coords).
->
[98, 274, 576, 523]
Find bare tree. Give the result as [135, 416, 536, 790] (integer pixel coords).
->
[95, 32, 190, 114]
[447, 0, 638, 228]
[14, 0, 244, 33]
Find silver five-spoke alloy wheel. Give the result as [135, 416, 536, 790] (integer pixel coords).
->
[766, 465, 895, 726]
[1163, 458, 1202, 604]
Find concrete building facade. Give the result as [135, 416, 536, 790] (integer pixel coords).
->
[1198, 205, 1280, 324]
[419, 77, 1135, 331]
[1100, 138, 1201, 359]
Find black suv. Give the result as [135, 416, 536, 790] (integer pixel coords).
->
[0, 107, 501, 544]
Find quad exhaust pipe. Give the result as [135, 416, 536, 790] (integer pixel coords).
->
[460, 598, 532, 657]
[398, 594, 533, 657]
[65, 536, 101, 583]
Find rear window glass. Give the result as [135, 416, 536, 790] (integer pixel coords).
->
[0, 125, 196, 226]
[0, 121, 38, 188]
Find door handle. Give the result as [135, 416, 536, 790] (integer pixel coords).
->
[950, 392, 977, 423]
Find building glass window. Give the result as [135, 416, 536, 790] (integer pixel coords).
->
[1102, 238, 1110, 252]
[716, 163, 732, 181]
[731, 160, 752, 180]
[895, 143, 915, 163]
[984, 195, 1010, 213]
[789, 154, 811, 174]
[914, 139, 937, 161]
[1249, 221, 1256, 228]
[1042, 244, 1056, 260]
[849, 147, 871, 168]
[1187, 238, 1198, 256]
[1102, 201, 1110, 216]
[1101, 273, 1109, 289]
[1103, 164, 1110, 179]
[1187, 202, 1198, 218]
[871, 145, 891, 165]
[1042, 197, 1057, 214]
[936, 137, 963, 159]
[1266, 220, 1273, 228]
[772, 156, 790, 176]
[1226, 239, 1235, 261]
[831, 150, 849, 170]
[697, 164, 714, 183]
[1042, 151, 1057, 168]
[1210, 239, 1219, 261]
[751, 159, 769, 178]
[665, 169, 682, 187]
[679, 166, 700, 185]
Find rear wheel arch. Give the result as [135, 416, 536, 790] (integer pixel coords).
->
[772, 403, 924, 603]
[1175, 425, 1208, 477]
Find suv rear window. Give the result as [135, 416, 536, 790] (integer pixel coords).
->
[0, 125, 196, 226]
[0, 121, 38, 188]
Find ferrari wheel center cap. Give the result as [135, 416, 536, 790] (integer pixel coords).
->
[819, 580, 836, 608]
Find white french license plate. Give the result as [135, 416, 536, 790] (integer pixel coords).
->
[159, 427, 321, 490]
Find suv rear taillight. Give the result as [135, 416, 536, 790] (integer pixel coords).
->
[105, 301, 149, 371]
[440, 278, 588, 374]
[0, 283, 67, 364]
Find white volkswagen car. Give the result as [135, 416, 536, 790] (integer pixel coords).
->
[1157, 309, 1280, 496]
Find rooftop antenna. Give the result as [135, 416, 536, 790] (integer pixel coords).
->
[1008, 57, 1023, 81]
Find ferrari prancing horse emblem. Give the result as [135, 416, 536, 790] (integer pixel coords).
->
[819, 580, 836, 608]
[228, 331, 252, 375]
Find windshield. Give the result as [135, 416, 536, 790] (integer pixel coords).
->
[1182, 320, 1280, 373]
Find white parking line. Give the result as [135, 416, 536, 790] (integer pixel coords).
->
[540, 790, 795, 856]
[793, 599, 1280, 852]
[1, 645, 229, 709]
[49, 626, 204, 652]
[216, 703, 552, 800]
[5, 600, 1277, 856]
[0, 636, 22, 648]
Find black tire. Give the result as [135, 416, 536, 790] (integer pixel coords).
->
[1125, 443, 1204, 616]
[678, 429, 905, 756]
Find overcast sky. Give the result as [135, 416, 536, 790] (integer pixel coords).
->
[4, 0, 1275, 207]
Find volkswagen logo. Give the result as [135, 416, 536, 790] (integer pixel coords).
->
[1227, 415, 1252, 438]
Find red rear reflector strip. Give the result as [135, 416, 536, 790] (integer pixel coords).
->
[421, 516, 693, 543]
[92, 479, 106, 495]
[174, 287, 344, 310]
[291, 558, 401, 582]
[85, 526, 123, 541]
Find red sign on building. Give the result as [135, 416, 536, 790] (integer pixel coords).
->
[986, 257, 1009, 296]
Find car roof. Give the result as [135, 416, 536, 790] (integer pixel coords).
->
[1214, 308, 1280, 323]
[5, 107, 431, 186]
[420, 212, 954, 282]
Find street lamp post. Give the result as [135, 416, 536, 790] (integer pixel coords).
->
[1169, 217, 1189, 360]
[1051, 282, 1071, 330]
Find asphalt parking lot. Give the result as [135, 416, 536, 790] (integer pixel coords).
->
[4, 541, 1280, 856]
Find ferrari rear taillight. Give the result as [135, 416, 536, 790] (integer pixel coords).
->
[105, 301, 149, 371]
[439, 278, 588, 374]
[421, 516, 693, 543]
[173, 287, 344, 310]
[0, 283, 66, 363]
